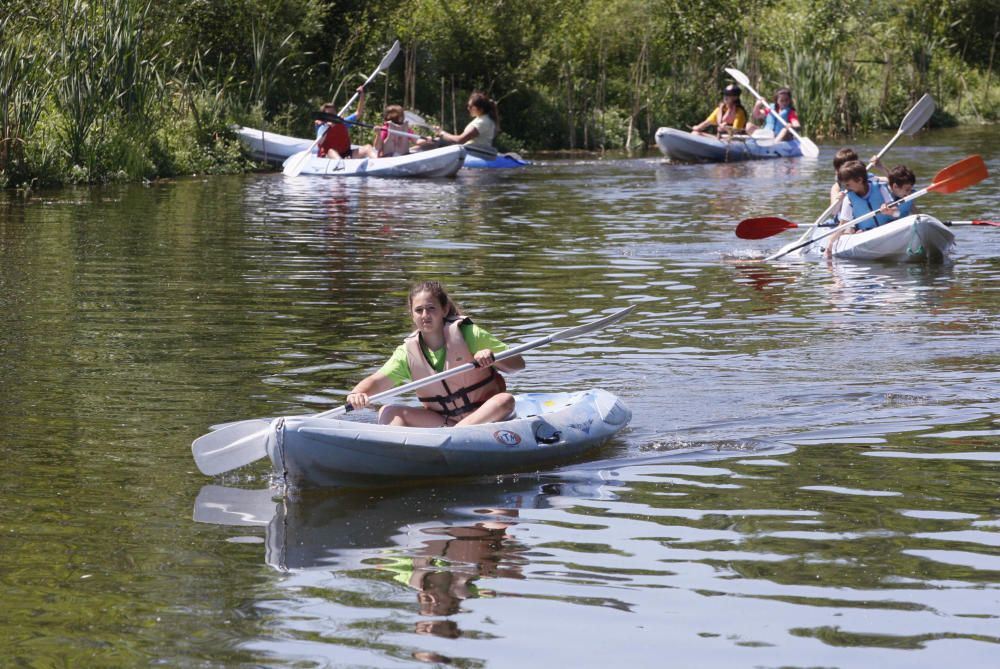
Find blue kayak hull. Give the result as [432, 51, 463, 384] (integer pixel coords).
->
[464, 152, 529, 169]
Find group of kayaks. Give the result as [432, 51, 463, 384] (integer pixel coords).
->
[204, 87, 988, 490]
[235, 125, 528, 177]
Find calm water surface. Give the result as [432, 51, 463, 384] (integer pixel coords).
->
[1, 127, 999, 667]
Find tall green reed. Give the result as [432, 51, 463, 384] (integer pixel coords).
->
[57, 0, 163, 177]
[0, 12, 54, 180]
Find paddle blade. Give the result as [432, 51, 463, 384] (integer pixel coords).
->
[405, 110, 432, 128]
[283, 149, 313, 177]
[928, 155, 988, 194]
[736, 217, 798, 239]
[797, 136, 820, 158]
[900, 94, 935, 136]
[725, 67, 750, 88]
[379, 40, 401, 71]
[192, 420, 272, 475]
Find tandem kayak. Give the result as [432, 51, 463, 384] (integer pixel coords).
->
[234, 126, 315, 166]
[654, 127, 803, 162]
[266, 389, 631, 489]
[236, 125, 523, 170]
[774, 214, 956, 262]
[282, 144, 465, 178]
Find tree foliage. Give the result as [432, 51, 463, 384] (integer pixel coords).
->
[2, 0, 998, 186]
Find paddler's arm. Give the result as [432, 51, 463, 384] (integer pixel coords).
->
[347, 371, 395, 410]
[473, 348, 524, 374]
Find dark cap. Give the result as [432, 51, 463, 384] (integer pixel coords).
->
[723, 84, 741, 97]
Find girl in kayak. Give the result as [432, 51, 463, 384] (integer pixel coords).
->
[746, 87, 800, 142]
[418, 92, 498, 151]
[373, 104, 416, 157]
[346, 281, 525, 427]
[691, 84, 747, 137]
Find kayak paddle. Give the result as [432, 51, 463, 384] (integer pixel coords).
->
[765, 154, 989, 260]
[869, 93, 935, 167]
[312, 110, 431, 142]
[738, 94, 937, 241]
[736, 217, 800, 239]
[943, 219, 1000, 227]
[192, 304, 638, 476]
[283, 40, 400, 177]
[725, 68, 819, 158]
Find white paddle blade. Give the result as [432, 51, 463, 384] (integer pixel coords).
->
[379, 40, 401, 72]
[404, 110, 433, 128]
[901, 94, 935, 136]
[798, 136, 820, 158]
[192, 420, 273, 475]
[283, 149, 313, 177]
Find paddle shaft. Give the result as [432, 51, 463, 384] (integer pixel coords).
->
[944, 220, 1000, 227]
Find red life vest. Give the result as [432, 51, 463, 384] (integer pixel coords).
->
[404, 317, 506, 421]
[317, 122, 351, 157]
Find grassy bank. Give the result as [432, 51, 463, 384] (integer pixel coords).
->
[2, 0, 997, 188]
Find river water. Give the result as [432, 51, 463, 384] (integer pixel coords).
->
[1, 127, 998, 667]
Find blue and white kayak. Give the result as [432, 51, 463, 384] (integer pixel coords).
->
[654, 126, 802, 162]
[236, 125, 523, 170]
[266, 389, 631, 489]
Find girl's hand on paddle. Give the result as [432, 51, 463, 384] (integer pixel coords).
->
[473, 349, 496, 368]
[346, 391, 370, 410]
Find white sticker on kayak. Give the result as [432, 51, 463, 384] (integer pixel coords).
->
[493, 430, 522, 446]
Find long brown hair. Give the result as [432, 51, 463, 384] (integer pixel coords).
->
[468, 91, 498, 127]
[408, 281, 461, 318]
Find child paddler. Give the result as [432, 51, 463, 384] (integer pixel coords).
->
[346, 281, 525, 427]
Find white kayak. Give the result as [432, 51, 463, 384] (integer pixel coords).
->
[282, 144, 465, 178]
[654, 127, 802, 162]
[234, 126, 314, 165]
[266, 389, 631, 489]
[775, 214, 956, 262]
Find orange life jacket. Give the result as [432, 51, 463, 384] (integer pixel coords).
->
[404, 317, 506, 421]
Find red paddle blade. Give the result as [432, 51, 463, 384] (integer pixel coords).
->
[928, 155, 989, 194]
[736, 217, 798, 239]
[971, 219, 1000, 227]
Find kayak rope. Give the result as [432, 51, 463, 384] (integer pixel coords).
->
[906, 220, 924, 257]
[274, 417, 287, 480]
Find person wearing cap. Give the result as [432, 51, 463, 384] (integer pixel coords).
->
[691, 84, 748, 137]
